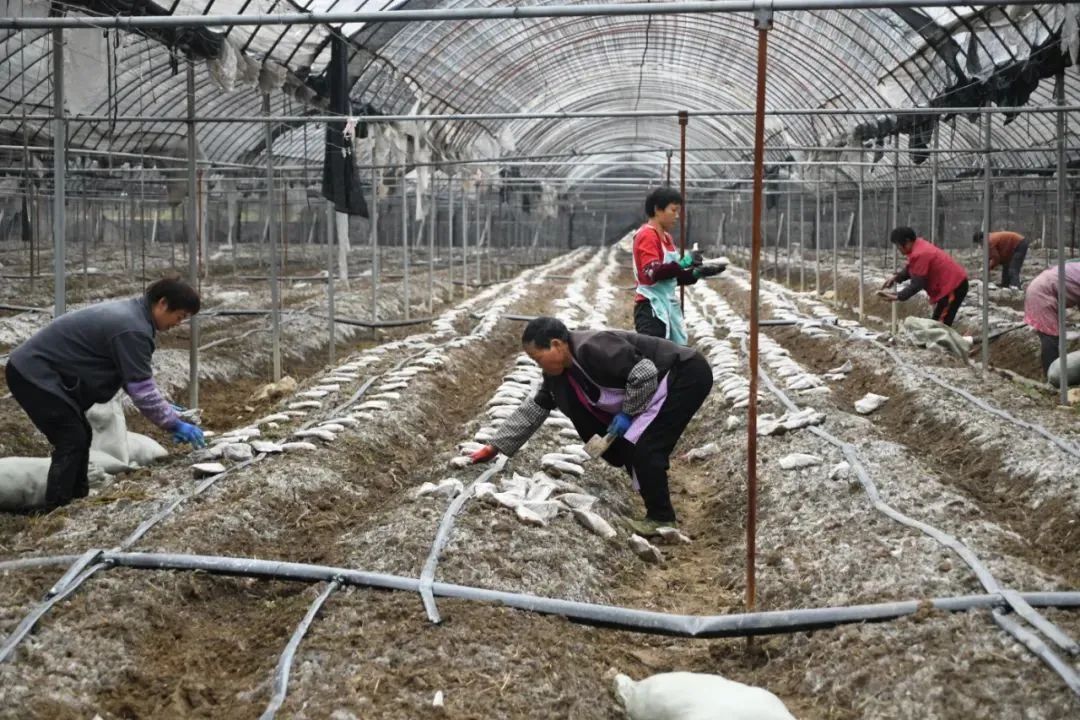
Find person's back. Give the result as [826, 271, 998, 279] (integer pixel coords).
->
[987, 231, 1024, 267]
[906, 238, 967, 303]
[10, 297, 155, 413]
[1025, 264, 1080, 335]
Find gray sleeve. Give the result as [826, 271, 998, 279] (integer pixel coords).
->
[491, 397, 550, 456]
[623, 359, 658, 415]
[109, 331, 154, 383]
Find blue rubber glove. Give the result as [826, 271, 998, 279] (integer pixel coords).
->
[172, 421, 207, 449]
[607, 412, 633, 438]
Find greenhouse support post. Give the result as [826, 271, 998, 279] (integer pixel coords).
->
[1056, 72, 1069, 405]
[747, 6, 772, 615]
[831, 177, 838, 296]
[980, 111, 992, 373]
[679, 110, 688, 311]
[187, 62, 201, 406]
[264, 93, 282, 383]
[447, 175, 455, 296]
[930, 123, 939, 244]
[401, 163, 410, 320]
[857, 151, 864, 322]
[429, 173, 436, 313]
[51, 28, 65, 316]
[371, 143, 379, 325]
[326, 201, 336, 364]
[891, 147, 899, 335]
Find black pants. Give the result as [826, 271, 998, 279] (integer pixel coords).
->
[932, 279, 968, 327]
[634, 300, 668, 339]
[1001, 240, 1028, 288]
[561, 354, 714, 522]
[1039, 332, 1060, 376]
[5, 363, 91, 509]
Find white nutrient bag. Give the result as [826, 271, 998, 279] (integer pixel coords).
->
[86, 395, 129, 465]
[1047, 350, 1080, 387]
[127, 432, 168, 466]
[0, 457, 50, 511]
[613, 671, 797, 720]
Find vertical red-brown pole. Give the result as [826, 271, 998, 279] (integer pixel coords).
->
[666, 150, 673, 186]
[679, 110, 688, 311]
[747, 9, 772, 615]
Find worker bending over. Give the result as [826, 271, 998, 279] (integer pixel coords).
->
[1023, 263, 1080, 375]
[880, 226, 969, 326]
[973, 230, 1028, 288]
[5, 277, 206, 510]
[470, 317, 712, 536]
[632, 187, 725, 344]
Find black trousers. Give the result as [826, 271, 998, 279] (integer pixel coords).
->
[932, 279, 968, 327]
[5, 363, 91, 508]
[561, 354, 713, 522]
[1001, 240, 1028, 288]
[1039, 332, 1060, 376]
[634, 300, 668, 339]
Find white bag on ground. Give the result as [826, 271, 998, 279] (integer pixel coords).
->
[86, 396, 129, 465]
[127, 432, 168, 465]
[89, 449, 135, 475]
[1047, 350, 1080, 386]
[613, 671, 796, 720]
[0, 457, 49, 511]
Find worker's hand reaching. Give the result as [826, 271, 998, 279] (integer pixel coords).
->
[881, 275, 897, 289]
[607, 412, 633, 438]
[172, 421, 207, 449]
[876, 290, 898, 302]
[694, 264, 726, 279]
[469, 445, 498, 464]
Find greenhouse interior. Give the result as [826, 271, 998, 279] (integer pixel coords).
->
[1, 1, 1079, 717]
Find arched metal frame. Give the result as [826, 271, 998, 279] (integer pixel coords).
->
[0, 0, 1077, 194]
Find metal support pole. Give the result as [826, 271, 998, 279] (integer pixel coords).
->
[428, 174, 436, 312]
[186, 62, 201, 406]
[326, 201, 336, 364]
[461, 181, 469, 298]
[600, 213, 608, 245]
[930, 123, 940, 244]
[371, 143, 379, 324]
[679, 110, 688, 310]
[747, 9, 772, 615]
[448, 175, 455, 297]
[1055, 72, 1069, 404]
[51, 29, 65, 316]
[832, 176, 838, 296]
[786, 191, 794, 287]
[474, 183, 481, 287]
[980, 111, 992, 372]
[891, 143, 899, 335]
[794, 194, 803, 293]
[811, 179, 818, 293]
[857, 152, 865, 321]
[812, 189, 820, 293]
[401, 164, 410, 320]
[264, 92, 282, 383]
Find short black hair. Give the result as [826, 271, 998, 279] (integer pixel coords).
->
[146, 276, 201, 314]
[521, 316, 569, 349]
[972, 230, 984, 244]
[645, 187, 683, 217]
[889, 226, 917, 246]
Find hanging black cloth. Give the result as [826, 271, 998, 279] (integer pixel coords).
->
[321, 35, 369, 217]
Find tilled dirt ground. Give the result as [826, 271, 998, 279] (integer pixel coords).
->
[0, 244, 1078, 719]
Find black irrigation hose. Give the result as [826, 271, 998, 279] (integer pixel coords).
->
[98, 551, 1080, 638]
[710, 296, 1080, 693]
[259, 579, 342, 720]
[419, 457, 508, 623]
[869, 338, 1080, 460]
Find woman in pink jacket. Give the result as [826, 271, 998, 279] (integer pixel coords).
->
[1024, 263, 1080, 374]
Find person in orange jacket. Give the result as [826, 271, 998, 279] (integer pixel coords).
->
[973, 230, 1028, 288]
